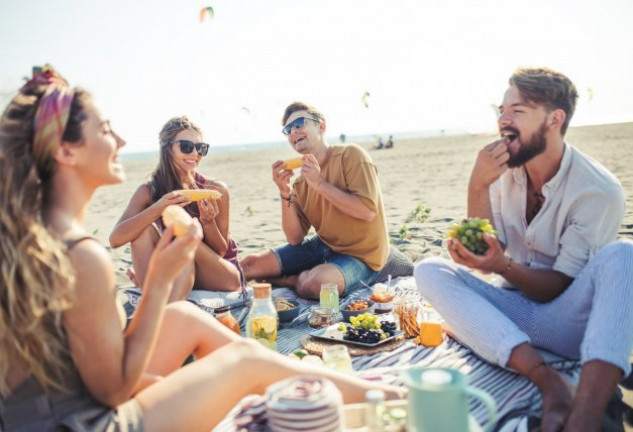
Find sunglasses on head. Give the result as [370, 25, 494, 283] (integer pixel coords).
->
[282, 117, 320, 136]
[172, 140, 210, 156]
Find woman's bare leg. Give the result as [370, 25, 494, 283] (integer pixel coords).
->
[131, 226, 195, 301]
[130, 225, 160, 287]
[192, 243, 241, 292]
[143, 301, 240, 376]
[135, 338, 406, 432]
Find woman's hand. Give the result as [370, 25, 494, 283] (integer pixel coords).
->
[145, 220, 202, 286]
[153, 191, 191, 213]
[198, 198, 219, 225]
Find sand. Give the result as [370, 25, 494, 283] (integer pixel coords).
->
[85, 122, 633, 288]
[87, 122, 633, 427]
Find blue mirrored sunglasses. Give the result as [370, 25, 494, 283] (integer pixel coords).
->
[282, 117, 319, 136]
[172, 140, 209, 156]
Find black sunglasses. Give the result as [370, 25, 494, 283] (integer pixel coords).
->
[282, 117, 320, 136]
[172, 140, 210, 156]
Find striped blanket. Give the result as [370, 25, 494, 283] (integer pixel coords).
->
[269, 277, 580, 432]
[120, 277, 581, 431]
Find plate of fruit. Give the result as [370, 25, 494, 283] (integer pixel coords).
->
[310, 313, 402, 348]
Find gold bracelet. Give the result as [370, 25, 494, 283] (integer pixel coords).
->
[498, 257, 512, 275]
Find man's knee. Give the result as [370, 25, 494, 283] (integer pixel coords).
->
[239, 251, 279, 280]
[592, 240, 633, 275]
[295, 272, 321, 299]
[239, 254, 261, 278]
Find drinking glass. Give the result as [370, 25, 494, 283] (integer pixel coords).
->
[322, 344, 353, 373]
[320, 283, 340, 313]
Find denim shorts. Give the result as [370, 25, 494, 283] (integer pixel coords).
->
[272, 235, 380, 294]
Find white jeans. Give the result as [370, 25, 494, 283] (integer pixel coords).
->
[414, 240, 633, 375]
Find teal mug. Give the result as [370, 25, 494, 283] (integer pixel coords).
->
[402, 367, 497, 432]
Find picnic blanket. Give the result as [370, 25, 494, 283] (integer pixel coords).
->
[119, 276, 581, 431]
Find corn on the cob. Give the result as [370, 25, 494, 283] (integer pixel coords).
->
[162, 205, 193, 237]
[175, 189, 222, 202]
[283, 157, 303, 170]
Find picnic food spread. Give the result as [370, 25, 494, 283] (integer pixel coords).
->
[346, 299, 370, 311]
[308, 307, 336, 329]
[274, 297, 297, 312]
[370, 285, 395, 313]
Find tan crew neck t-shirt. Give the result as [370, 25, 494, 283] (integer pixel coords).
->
[292, 144, 389, 271]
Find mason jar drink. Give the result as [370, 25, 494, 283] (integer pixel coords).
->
[320, 283, 340, 313]
[322, 344, 353, 373]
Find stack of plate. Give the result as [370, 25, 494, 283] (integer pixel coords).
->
[265, 377, 343, 432]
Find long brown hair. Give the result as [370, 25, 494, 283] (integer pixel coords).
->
[0, 74, 90, 396]
[150, 116, 203, 202]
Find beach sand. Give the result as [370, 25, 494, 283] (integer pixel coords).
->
[87, 121, 633, 288]
[88, 121, 633, 427]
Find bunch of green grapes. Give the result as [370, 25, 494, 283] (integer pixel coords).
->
[348, 313, 382, 330]
[446, 217, 498, 255]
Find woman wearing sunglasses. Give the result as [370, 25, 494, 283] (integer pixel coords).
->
[110, 116, 242, 301]
[0, 65, 404, 432]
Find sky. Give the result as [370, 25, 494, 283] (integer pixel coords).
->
[1, 0, 632, 154]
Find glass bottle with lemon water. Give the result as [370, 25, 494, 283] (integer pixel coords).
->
[319, 283, 340, 312]
[246, 283, 278, 351]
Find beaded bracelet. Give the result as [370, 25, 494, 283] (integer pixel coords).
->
[498, 257, 513, 275]
[280, 193, 293, 207]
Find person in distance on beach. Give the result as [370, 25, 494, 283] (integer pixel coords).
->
[239, 101, 390, 299]
[110, 116, 243, 301]
[0, 65, 405, 432]
[414, 67, 633, 431]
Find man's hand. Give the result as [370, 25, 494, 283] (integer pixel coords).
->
[448, 232, 509, 274]
[301, 154, 324, 189]
[470, 140, 510, 190]
[272, 160, 294, 197]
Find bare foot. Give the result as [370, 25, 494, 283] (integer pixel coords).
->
[537, 367, 575, 432]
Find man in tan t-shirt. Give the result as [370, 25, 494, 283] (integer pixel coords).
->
[240, 102, 389, 299]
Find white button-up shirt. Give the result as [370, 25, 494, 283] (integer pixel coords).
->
[490, 143, 625, 284]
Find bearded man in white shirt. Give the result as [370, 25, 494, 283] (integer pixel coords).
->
[415, 67, 633, 432]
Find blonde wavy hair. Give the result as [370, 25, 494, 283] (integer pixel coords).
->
[0, 79, 90, 396]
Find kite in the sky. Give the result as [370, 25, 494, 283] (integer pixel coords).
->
[199, 6, 214, 22]
[361, 91, 371, 109]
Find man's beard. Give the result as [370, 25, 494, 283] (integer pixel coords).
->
[506, 121, 548, 168]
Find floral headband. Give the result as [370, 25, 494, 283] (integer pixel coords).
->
[21, 65, 75, 167]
